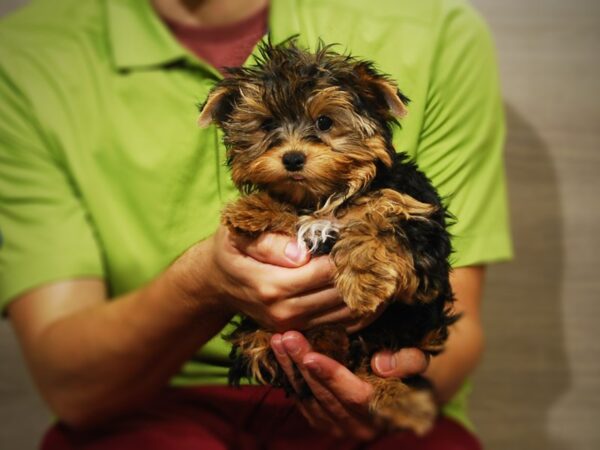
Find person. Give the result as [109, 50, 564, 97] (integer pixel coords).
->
[0, 0, 512, 448]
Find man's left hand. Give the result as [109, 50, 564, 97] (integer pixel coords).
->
[270, 331, 430, 441]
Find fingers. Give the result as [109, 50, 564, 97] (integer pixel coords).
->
[229, 229, 335, 294]
[221, 226, 337, 298]
[239, 251, 336, 298]
[265, 288, 344, 331]
[271, 333, 303, 392]
[302, 352, 373, 416]
[301, 304, 355, 330]
[245, 255, 337, 305]
[344, 305, 385, 334]
[284, 287, 342, 313]
[280, 332, 378, 440]
[371, 348, 431, 378]
[233, 232, 310, 268]
[275, 256, 336, 295]
[218, 226, 347, 329]
[271, 333, 345, 436]
[345, 318, 372, 334]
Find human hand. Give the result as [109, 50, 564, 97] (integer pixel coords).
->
[190, 225, 360, 331]
[270, 331, 430, 440]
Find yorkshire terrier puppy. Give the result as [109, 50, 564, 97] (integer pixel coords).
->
[198, 40, 457, 435]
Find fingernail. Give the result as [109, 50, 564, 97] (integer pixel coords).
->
[304, 358, 321, 376]
[271, 336, 286, 356]
[374, 353, 396, 374]
[284, 242, 305, 263]
[282, 335, 301, 356]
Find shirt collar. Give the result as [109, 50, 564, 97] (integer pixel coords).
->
[105, 0, 302, 71]
[106, 0, 187, 70]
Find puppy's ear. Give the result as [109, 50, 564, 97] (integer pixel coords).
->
[197, 86, 235, 128]
[371, 78, 408, 118]
[354, 63, 409, 118]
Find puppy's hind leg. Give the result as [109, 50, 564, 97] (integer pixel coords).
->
[360, 373, 437, 436]
[227, 326, 281, 386]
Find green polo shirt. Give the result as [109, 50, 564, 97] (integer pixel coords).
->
[0, 0, 512, 431]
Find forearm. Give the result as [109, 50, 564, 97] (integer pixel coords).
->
[424, 314, 484, 405]
[424, 265, 486, 405]
[13, 239, 232, 428]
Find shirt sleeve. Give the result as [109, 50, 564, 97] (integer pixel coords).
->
[0, 67, 105, 312]
[415, 3, 513, 268]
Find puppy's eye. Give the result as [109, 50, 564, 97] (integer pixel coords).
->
[316, 115, 333, 132]
[261, 118, 277, 133]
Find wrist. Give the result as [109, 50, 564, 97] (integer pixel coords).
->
[165, 237, 232, 320]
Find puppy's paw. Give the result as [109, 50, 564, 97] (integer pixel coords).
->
[296, 217, 340, 255]
[368, 378, 437, 436]
[335, 268, 396, 314]
[222, 203, 268, 235]
[221, 194, 298, 236]
[331, 219, 420, 311]
[331, 233, 398, 313]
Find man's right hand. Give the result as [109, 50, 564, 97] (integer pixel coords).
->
[6, 224, 357, 428]
[183, 225, 356, 332]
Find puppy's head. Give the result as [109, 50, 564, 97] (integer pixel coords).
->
[198, 39, 409, 208]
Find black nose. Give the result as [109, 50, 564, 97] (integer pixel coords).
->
[282, 151, 306, 172]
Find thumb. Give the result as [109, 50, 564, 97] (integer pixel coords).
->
[235, 232, 310, 268]
[371, 348, 430, 378]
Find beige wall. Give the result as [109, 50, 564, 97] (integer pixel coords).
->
[0, 1, 599, 449]
[469, 1, 600, 449]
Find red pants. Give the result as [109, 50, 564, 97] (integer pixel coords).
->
[42, 386, 481, 450]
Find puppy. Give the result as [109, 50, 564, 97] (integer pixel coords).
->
[198, 39, 457, 435]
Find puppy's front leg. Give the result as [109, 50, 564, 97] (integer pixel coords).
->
[332, 189, 437, 313]
[222, 192, 298, 236]
[331, 215, 419, 314]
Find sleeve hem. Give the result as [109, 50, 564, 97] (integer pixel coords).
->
[450, 231, 514, 268]
[441, 378, 475, 432]
[0, 251, 104, 315]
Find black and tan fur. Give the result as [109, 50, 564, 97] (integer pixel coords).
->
[198, 39, 457, 435]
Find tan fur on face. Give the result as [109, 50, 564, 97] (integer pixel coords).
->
[307, 87, 377, 138]
[230, 135, 392, 209]
[221, 82, 395, 209]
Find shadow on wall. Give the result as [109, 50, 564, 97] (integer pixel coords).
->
[470, 103, 570, 450]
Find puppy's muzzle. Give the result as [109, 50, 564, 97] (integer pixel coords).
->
[282, 151, 306, 172]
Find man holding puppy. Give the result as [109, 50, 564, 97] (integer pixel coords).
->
[0, 0, 511, 448]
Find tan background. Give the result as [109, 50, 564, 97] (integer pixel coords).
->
[469, 1, 600, 449]
[1, 0, 599, 448]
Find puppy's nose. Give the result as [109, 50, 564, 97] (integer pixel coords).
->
[282, 151, 306, 172]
